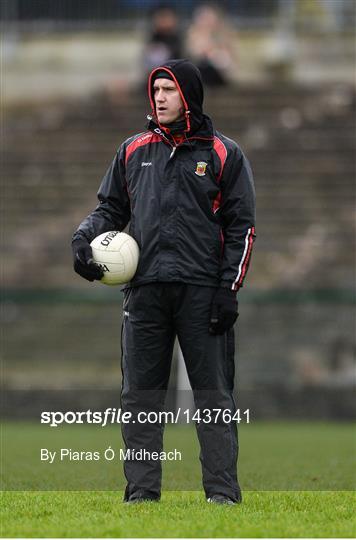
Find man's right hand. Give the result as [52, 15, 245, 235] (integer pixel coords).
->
[72, 238, 104, 282]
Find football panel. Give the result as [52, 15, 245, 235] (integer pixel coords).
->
[91, 246, 125, 265]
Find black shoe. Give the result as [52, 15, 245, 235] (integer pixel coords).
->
[125, 497, 159, 504]
[207, 494, 237, 505]
[124, 492, 160, 504]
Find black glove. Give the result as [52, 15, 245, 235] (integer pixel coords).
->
[72, 238, 104, 282]
[209, 287, 239, 335]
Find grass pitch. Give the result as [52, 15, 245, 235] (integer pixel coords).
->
[1, 490, 355, 538]
[1, 421, 355, 537]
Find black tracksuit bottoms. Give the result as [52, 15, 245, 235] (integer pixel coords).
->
[120, 283, 241, 502]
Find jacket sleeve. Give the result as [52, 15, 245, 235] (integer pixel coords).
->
[72, 143, 131, 244]
[219, 146, 256, 291]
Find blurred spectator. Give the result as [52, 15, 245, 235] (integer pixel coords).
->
[143, 4, 184, 77]
[186, 3, 236, 87]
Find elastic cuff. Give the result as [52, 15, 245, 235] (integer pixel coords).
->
[72, 234, 89, 246]
[220, 280, 239, 292]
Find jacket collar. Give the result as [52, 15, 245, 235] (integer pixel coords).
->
[146, 114, 214, 149]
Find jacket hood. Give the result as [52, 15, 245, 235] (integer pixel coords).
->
[147, 59, 206, 137]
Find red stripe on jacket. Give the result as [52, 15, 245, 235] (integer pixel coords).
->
[212, 136, 227, 213]
[125, 132, 161, 166]
[233, 226, 256, 290]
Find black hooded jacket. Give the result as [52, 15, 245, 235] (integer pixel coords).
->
[73, 59, 256, 290]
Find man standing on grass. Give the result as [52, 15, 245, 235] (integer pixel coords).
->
[72, 59, 256, 505]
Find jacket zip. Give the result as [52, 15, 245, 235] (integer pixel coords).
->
[169, 146, 177, 159]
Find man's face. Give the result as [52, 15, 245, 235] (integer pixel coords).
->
[153, 78, 184, 125]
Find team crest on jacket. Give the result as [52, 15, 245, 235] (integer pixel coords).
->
[195, 161, 207, 176]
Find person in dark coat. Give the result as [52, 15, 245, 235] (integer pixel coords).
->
[72, 59, 256, 505]
[143, 5, 184, 77]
